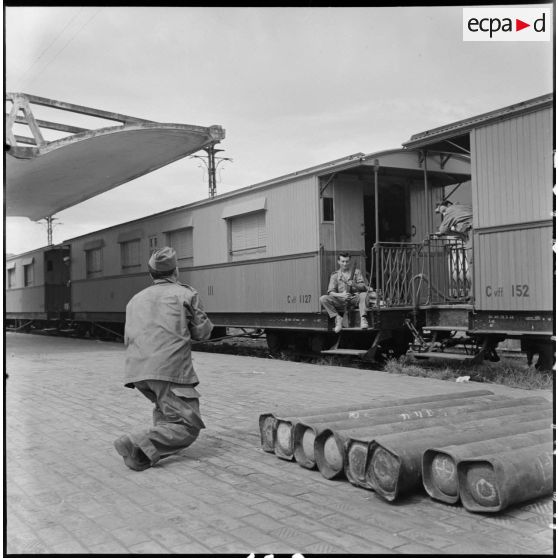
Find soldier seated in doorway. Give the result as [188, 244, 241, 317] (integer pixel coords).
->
[319, 252, 369, 333]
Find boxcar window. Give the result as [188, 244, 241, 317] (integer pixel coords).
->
[86, 247, 103, 278]
[121, 239, 141, 269]
[322, 197, 334, 222]
[7, 268, 15, 288]
[229, 211, 266, 261]
[148, 235, 158, 254]
[165, 228, 193, 267]
[23, 264, 34, 287]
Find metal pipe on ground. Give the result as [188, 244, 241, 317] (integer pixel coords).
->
[458, 442, 554, 513]
[259, 388, 492, 455]
[294, 394, 542, 471]
[422, 428, 552, 504]
[364, 410, 551, 502]
[268, 389, 494, 460]
[311, 396, 548, 481]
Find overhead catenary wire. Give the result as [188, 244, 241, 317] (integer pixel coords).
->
[15, 7, 85, 90]
[19, 7, 103, 90]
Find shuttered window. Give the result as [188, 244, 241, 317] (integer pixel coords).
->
[23, 264, 34, 286]
[165, 228, 193, 267]
[86, 247, 103, 278]
[7, 268, 15, 288]
[121, 239, 141, 268]
[230, 211, 266, 261]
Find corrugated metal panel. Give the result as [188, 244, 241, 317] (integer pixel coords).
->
[474, 225, 552, 311]
[472, 107, 552, 228]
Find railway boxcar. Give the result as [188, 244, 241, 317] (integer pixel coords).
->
[60, 148, 469, 355]
[6, 244, 71, 329]
[402, 93, 554, 368]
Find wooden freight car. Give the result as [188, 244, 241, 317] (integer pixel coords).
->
[402, 93, 554, 368]
[31, 147, 469, 358]
[5, 244, 71, 330]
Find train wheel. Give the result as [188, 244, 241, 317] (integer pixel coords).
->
[521, 339, 555, 371]
[310, 333, 329, 354]
[266, 331, 285, 355]
[380, 329, 413, 360]
[534, 343, 555, 371]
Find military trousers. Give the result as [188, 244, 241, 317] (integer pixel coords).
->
[319, 292, 369, 319]
[127, 379, 205, 466]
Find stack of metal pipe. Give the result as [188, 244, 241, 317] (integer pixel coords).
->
[258, 389, 553, 513]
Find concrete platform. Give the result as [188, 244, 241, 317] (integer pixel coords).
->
[5, 332, 554, 554]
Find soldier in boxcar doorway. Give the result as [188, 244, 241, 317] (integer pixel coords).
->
[320, 252, 370, 333]
[434, 200, 473, 295]
[114, 246, 213, 471]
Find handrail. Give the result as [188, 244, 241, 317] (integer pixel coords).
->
[371, 237, 471, 308]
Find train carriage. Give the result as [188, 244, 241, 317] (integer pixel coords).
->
[401, 93, 554, 368]
[5, 245, 71, 329]
[43, 148, 467, 356]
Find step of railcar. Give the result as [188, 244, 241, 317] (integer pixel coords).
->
[409, 351, 477, 362]
[320, 349, 369, 357]
[423, 326, 469, 332]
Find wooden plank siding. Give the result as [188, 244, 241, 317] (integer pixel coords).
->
[5, 247, 47, 315]
[409, 182, 440, 241]
[474, 224, 552, 311]
[186, 254, 321, 313]
[471, 106, 553, 313]
[5, 285, 46, 315]
[471, 107, 553, 229]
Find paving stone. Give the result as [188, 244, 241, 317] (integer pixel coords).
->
[110, 526, 152, 546]
[242, 513, 283, 531]
[168, 541, 213, 553]
[304, 541, 346, 553]
[396, 542, 444, 554]
[128, 540, 173, 553]
[345, 523, 408, 550]
[250, 501, 297, 519]
[230, 525, 279, 546]
[398, 527, 455, 550]
[50, 539, 88, 553]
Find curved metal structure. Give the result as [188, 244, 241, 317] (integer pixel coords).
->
[5, 92, 226, 220]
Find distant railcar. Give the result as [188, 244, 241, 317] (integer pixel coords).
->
[5, 245, 70, 329]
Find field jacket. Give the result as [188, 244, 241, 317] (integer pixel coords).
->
[124, 278, 213, 387]
[327, 268, 367, 295]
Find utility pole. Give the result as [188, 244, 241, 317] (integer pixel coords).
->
[39, 216, 60, 246]
[190, 144, 232, 198]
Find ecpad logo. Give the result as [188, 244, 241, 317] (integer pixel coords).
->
[463, 7, 551, 41]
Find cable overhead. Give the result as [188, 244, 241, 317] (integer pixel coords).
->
[23, 8, 103, 89]
[16, 8, 84, 90]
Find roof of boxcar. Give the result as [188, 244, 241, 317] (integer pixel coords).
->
[5, 93, 225, 221]
[402, 93, 553, 151]
[64, 147, 471, 243]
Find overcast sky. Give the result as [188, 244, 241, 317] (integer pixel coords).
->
[5, 5, 553, 255]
